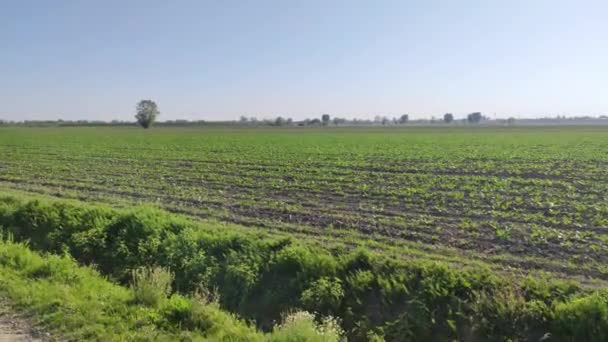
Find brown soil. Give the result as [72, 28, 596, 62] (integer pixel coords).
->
[0, 304, 48, 342]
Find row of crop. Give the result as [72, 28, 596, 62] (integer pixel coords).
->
[9, 180, 599, 286]
[4, 152, 607, 256]
[2, 175, 607, 283]
[3, 163, 604, 238]
[0, 193, 607, 341]
[5, 170, 606, 268]
[3, 152, 606, 236]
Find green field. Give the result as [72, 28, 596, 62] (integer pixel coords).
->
[2, 125, 608, 340]
[1, 126, 608, 284]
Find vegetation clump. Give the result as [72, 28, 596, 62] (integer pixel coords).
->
[131, 266, 174, 307]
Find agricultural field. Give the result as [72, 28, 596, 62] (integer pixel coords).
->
[1, 126, 608, 285]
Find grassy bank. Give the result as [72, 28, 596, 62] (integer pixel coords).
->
[0, 239, 343, 341]
[0, 192, 607, 341]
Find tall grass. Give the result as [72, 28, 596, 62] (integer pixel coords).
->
[131, 266, 174, 307]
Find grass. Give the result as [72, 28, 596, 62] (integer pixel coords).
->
[131, 266, 174, 307]
[0, 238, 258, 341]
[0, 238, 343, 341]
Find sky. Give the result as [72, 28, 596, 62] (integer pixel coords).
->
[1, 0, 607, 121]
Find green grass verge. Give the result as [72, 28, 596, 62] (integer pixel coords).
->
[0, 239, 260, 341]
[0, 239, 343, 341]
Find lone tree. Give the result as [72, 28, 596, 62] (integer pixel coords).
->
[444, 113, 454, 123]
[135, 100, 159, 129]
[399, 114, 409, 124]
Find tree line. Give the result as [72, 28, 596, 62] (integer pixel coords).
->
[1, 99, 534, 129]
[130, 100, 504, 128]
[3, 98, 607, 129]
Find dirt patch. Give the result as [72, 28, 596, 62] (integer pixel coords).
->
[0, 304, 49, 342]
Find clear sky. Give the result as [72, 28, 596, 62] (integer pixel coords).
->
[1, 0, 607, 121]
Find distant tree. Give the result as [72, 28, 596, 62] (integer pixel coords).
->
[507, 117, 516, 125]
[135, 100, 159, 129]
[467, 112, 482, 123]
[332, 117, 347, 126]
[381, 116, 389, 125]
[286, 118, 293, 125]
[321, 114, 331, 126]
[249, 116, 258, 123]
[239, 116, 249, 123]
[444, 113, 454, 123]
[310, 118, 321, 125]
[274, 117, 286, 126]
[399, 114, 409, 124]
[374, 116, 382, 124]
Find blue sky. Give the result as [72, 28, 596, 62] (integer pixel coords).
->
[1, 0, 607, 121]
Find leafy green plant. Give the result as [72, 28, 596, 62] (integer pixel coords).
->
[301, 277, 344, 314]
[553, 290, 608, 342]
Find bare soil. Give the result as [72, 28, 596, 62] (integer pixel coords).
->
[0, 304, 48, 342]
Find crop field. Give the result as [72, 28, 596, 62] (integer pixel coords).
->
[1, 126, 608, 284]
